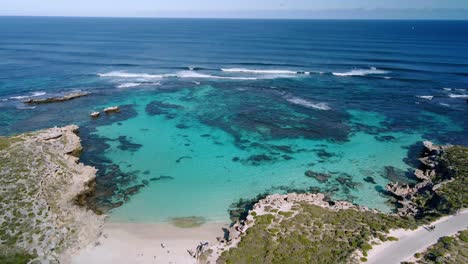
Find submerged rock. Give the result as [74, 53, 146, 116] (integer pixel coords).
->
[23, 92, 89, 104]
[246, 154, 274, 165]
[169, 216, 206, 228]
[150, 175, 175, 181]
[304, 170, 331, 183]
[117, 136, 142, 152]
[384, 166, 413, 184]
[363, 176, 377, 184]
[176, 156, 192, 163]
[375, 135, 396, 142]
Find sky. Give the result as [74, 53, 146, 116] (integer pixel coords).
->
[1, 0, 468, 19]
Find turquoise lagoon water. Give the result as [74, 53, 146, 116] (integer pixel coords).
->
[0, 18, 467, 223]
[92, 86, 424, 222]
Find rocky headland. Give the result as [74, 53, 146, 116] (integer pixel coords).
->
[0, 125, 104, 263]
[200, 141, 467, 264]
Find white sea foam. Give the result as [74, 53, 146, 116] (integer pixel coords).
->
[9, 95, 29, 100]
[439, 103, 450, 107]
[332, 67, 388, 77]
[417, 95, 434, 100]
[32, 91, 46, 97]
[286, 97, 331, 110]
[448, 94, 468, 98]
[98, 71, 165, 79]
[443, 88, 466, 91]
[16, 106, 36, 110]
[383, 76, 392, 79]
[99, 71, 257, 80]
[117, 83, 141, 88]
[221, 68, 299, 75]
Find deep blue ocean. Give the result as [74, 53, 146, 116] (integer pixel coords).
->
[0, 17, 467, 223]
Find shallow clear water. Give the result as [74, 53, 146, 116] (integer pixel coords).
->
[0, 17, 467, 223]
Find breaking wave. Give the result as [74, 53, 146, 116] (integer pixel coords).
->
[117, 83, 141, 88]
[448, 94, 468, 98]
[416, 95, 434, 100]
[332, 67, 388, 77]
[286, 96, 331, 110]
[220, 68, 309, 75]
[98, 71, 258, 80]
[98, 71, 164, 79]
[10, 91, 46, 100]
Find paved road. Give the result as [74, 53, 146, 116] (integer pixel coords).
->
[367, 210, 468, 264]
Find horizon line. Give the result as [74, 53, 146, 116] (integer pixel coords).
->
[1, 15, 468, 21]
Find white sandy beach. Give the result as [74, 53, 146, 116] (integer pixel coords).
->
[366, 209, 468, 264]
[71, 221, 228, 264]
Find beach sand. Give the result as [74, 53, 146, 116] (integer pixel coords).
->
[71, 221, 228, 264]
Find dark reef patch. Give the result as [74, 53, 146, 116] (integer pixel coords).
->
[363, 176, 377, 184]
[304, 170, 331, 183]
[176, 123, 190, 129]
[77, 104, 149, 213]
[244, 154, 275, 166]
[150, 175, 175, 181]
[314, 149, 334, 159]
[193, 88, 351, 150]
[383, 166, 415, 184]
[145, 100, 184, 118]
[117, 136, 143, 152]
[176, 156, 192, 163]
[375, 135, 396, 142]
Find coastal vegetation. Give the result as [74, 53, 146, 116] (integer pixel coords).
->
[388, 143, 468, 222]
[216, 143, 468, 264]
[0, 126, 103, 263]
[412, 229, 468, 263]
[218, 204, 417, 264]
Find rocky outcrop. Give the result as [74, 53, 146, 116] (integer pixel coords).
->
[385, 141, 449, 216]
[0, 125, 105, 263]
[104, 106, 120, 114]
[203, 193, 377, 263]
[23, 92, 89, 104]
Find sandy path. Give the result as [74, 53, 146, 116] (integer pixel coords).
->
[367, 209, 468, 264]
[71, 221, 228, 264]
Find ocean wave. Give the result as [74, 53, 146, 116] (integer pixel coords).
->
[286, 96, 331, 110]
[417, 95, 434, 100]
[10, 91, 47, 100]
[443, 88, 466, 92]
[448, 94, 468, 98]
[10, 95, 29, 100]
[176, 71, 258, 80]
[98, 71, 165, 79]
[32, 91, 46, 97]
[332, 67, 388, 77]
[117, 82, 141, 88]
[16, 106, 36, 110]
[221, 68, 305, 75]
[99, 71, 258, 80]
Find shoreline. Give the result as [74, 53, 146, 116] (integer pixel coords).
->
[71, 221, 229, 264]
